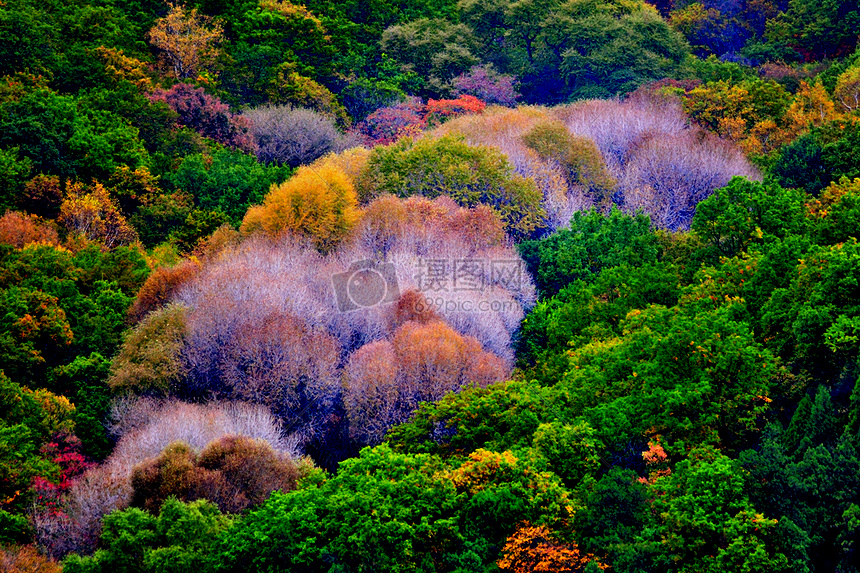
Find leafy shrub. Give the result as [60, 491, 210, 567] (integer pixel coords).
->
[163, 149, 292, 225]
[522, 120, 616, 209]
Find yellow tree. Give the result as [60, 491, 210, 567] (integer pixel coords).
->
[240, 163, 358, 252]
[834, 64, 860, 114]
[497, 524, 606, 573]
[148, 3, 223, 79]
[783, 81, 841, 138]
[59, 182, 138, 248]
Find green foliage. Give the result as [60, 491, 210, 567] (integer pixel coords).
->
[742, 393, 860, 573]
[532, 421, 603, 487]
[0, 147, 32, 212]
[772, 121, 860, 195]
[0, 89, 149, 181]
[519, 207, 659, 297]
[765, 0, 860, 60]
[562, 303, 777, 452]
[362, 134, 544, 239]
[691, 177, 810, 259]
[163, 149, 291, 226]
[574, 467, 649, 569]
[558, 2, 691, 100]
[63, 498, 233, 573]
[761, 238, 860, 381]
[214, 444, 570, 572]
[516, 261, 681, 376]
[0, 371, 73, 514]
[49, 352, 112, 459]
[644, 447, 789, 572]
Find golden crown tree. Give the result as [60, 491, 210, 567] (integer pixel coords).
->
[241, 163, 358, 252]
[148, 3, 223, 79]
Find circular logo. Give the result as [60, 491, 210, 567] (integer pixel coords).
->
[347, 268, 387, 307]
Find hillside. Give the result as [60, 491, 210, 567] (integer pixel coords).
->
[1, 0, 860, 571]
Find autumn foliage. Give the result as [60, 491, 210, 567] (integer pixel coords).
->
[241, 163, 358, 252]
[344, 319, 508, 445]
[0, 211, 59, 248]
[147, 3, 223, 80]
[130, 436, 304, 514]
[498, 525, 605, 573]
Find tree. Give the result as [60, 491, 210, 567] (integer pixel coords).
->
[59, 182, 139, 249]
[519, 207, 659, 297]
[498, 524, 604, 572]
[0, 147, 32, 212]
[148, 3, 223, 79]
[834, 63, 860, 113]
[691, 177, 810, 259]
[522, 120, 616, 208]
[163, 149, 291, 225]
[242, 105, 346, 167]
[381, 18, 481, 95]
[241, 163, 358, 252]
[130, 436, 304, 514]
[361, 134, 544, 239]
[643, 447, 789, 572]
[149, 83, 254, 152]
[452, 65, 520, 107]
[344, 319, 508, 445]
[62, 498, 233, 573]
[0, 211, 58, 248]
[108, 304, 188, 395]
[765, 0, 860, 60]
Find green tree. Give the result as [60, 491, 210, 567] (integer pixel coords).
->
[643, 447, 789, 572]
[691, 177, 810, 259]
[63, 498, 233, 573]
[362, 134, 544, 239]
[519, 207, 659, 297]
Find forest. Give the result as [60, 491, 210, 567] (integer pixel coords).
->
[0, 0, 859, 571]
